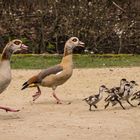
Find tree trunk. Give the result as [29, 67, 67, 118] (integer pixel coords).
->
[40, 15, 45, 53]
[118, 37, 122, 54]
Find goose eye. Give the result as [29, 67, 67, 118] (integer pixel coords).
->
[72, 38, 77, 42]
[14, 41, 21, 45]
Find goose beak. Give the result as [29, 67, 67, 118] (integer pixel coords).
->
[21, 44, 28, 50]
[78, 41, 85, 47]
[105, 88, 109, 92]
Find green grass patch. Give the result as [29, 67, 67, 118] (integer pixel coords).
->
[2, 54, 140, 69]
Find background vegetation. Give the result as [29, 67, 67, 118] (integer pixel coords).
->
[0, 0, 139, 54]
[6, 54, 140, 69]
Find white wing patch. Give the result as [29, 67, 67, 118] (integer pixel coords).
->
[56, 71, 62, 75]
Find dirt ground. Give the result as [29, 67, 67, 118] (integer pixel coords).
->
[0, 68, 140, 140]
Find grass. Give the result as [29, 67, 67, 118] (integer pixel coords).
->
[4, 54, 140, 69]
[74, 54, 140, 68]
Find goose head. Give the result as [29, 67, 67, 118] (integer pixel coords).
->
[9, 39, 28, 53]
[129, 80, 138, 88]
[1, 39, 28, 60]
[120, 78, 127, 85]
[64, 37, 84, 55]
[99, 85, 108, 92]
[124, 83, 131, 91]
[120, 78, 128, 88]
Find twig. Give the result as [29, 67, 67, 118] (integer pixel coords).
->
[112, 1, 126, 13]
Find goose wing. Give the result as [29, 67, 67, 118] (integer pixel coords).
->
[22, 65, 63, 90]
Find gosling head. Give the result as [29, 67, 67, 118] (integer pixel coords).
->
[99, 85, 108, 92]
[120, 78, 128, 85]
[129, 80, 138, 87]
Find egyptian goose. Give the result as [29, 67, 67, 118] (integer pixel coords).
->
[22, 37, 84, 104]
[122, 81, 138, 107]
[104, 79, 128, 109]
[83, 85, 108, 111]
[0, 39, 28, 112]
[105, 81, 138, 109]
[131, 91, 140, 105]
[104, 88, 125, 110]
[104, 78, 128, 106]
[105, 78, 127, 98]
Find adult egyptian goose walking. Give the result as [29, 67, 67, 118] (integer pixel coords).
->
[0, 39, 28, 112]
[22, 37, 84, 104]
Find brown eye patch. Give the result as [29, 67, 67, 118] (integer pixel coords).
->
[72, 38, 77, 42]
[14, 41, 21, 45]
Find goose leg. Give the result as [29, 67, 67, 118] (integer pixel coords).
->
[126, 99, 135, 107]
[93, 104, 97, 108]
[89, 105, 92, 111]
[0, 106, 20, 112]
[52, 89, 62, 104]
[32, 86, 41, 101]
[116, 99, 125, 110]
[105, 102, 110, 109]
[104, 95, 110, 102]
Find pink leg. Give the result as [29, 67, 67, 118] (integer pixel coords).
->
[52, 90, 62, 104]
[32, 86, 41, 101]
[0, 106, 20, 112]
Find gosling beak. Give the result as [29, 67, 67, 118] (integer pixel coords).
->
[105, 88, 109, 92]
[82, 98, 87, 101]
[21, 44, 28, 50]
[78, 41, 85, 47]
